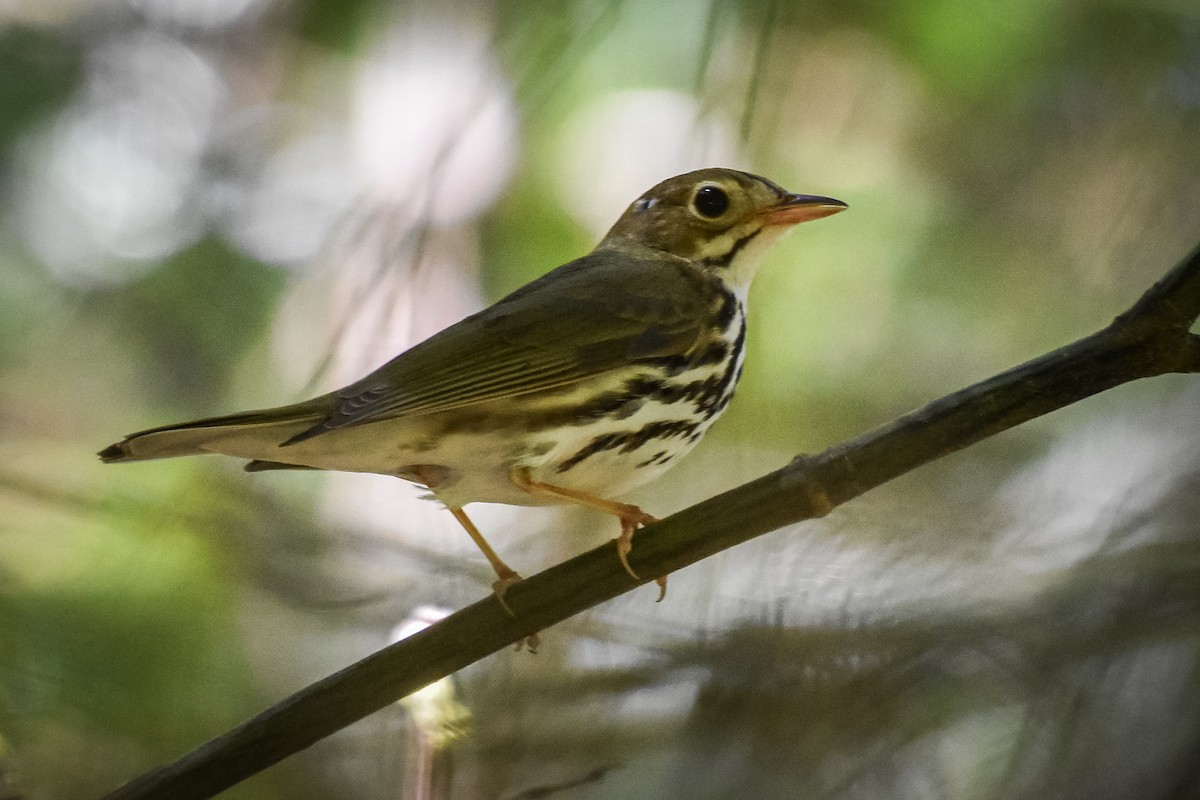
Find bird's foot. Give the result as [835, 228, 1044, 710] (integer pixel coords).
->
[513, 632, 541, 654]
[614, 507, 656, 579]
[614, 508, 667, 599]
[492, 568, 523, 617]
[491, 570, 540, 651]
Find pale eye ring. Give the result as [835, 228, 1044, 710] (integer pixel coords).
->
[692, 184, 730, 218]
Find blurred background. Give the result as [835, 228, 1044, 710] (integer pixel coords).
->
[1, 0, 1199, 798]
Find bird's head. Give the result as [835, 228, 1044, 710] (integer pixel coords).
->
[602, 167, 846, 288]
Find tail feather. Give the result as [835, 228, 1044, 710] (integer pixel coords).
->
[98, 404, 329, 464]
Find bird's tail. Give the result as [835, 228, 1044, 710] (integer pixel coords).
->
[98, 404, 327, 464]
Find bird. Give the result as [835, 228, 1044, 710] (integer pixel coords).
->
[99, 168, 846, 607]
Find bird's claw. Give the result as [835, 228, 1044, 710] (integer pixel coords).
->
[492, 570, 523, 617]
[615, 529, 641, 579]
[614, 510, 667, 599]
[513, 632, 541, 654]
[490, 571, 541, 652]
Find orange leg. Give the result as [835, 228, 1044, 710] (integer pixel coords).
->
[510, 467, 668, 600]
[409, 466, 525, 616]
[446, 506, 523, 613]
[447, 507, 540, 651]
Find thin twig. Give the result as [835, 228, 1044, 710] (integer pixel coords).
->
[739, 0, 780, 144]
[99, 242, 1200, 800]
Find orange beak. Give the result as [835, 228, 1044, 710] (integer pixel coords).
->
[761, 193, 848, 226]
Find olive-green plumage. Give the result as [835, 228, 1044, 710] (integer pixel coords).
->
[100, 167, 845, 593]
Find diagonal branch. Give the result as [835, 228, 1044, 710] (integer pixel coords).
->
[100, 242, 1200, 800]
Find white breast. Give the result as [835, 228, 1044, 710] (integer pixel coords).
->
[518, 299, 748, 500]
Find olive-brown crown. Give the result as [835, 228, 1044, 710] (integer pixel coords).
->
[601, 168, 794, 261]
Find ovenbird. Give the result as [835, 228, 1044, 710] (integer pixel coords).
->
[100, 168, 846, 603]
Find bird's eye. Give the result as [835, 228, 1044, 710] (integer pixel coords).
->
[692, 185, 729, 218]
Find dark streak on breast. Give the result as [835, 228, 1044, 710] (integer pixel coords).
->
[556, 419, 702, 473]
[697, 314, 747, 415]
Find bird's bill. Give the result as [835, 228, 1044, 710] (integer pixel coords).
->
[760, 193, 848, 226]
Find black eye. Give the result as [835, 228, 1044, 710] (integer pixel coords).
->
[692, 185, 729, 218]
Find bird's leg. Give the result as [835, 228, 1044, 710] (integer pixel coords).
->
[444, 506, 524, 616]
[446, 508, 540, 652]
[510, 467, 667, 600]
[407, 466, 524, 616]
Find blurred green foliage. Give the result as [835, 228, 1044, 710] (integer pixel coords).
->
[0, 26, 78, 143]
[98, 238, 286, 411]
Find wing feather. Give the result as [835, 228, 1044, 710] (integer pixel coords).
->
[284, 247, 717, 444]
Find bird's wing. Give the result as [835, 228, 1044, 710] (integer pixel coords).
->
[283, 248, 722, 444]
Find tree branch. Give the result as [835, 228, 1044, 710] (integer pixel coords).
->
[100, 242, 1200, 800]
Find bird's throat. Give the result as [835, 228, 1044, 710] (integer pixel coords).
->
[696, 223, 794, 289]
